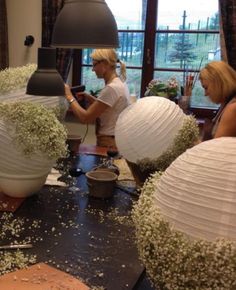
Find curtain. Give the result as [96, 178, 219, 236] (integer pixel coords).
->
[0, 0, 9, 69]
[219, 0, 236, 69]
[42, 0, 73, 81]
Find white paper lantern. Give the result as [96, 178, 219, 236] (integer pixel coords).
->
[0, 119, 55, 198]
[115, 97, 185, 163]
[0, 100, 67, 198]
[153, 137, 236, 241]
[0, 89, 68, 120]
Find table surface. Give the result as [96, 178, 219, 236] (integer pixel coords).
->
[0, 153, 147, 290]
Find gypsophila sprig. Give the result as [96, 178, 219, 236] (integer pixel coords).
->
[132, 172, 236, 290]
[0, 102, 68, 159]
[0, 64, 36, 94]
[137, 115, 199, 172]
[0, 212, 38, 275]
[145, 77, 179, 99]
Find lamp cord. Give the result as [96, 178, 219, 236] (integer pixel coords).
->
[81, 123, 89, 144]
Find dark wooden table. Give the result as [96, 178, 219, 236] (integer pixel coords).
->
[0, 153, 151, 290]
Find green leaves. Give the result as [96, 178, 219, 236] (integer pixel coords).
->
[145, 77, 179, 98]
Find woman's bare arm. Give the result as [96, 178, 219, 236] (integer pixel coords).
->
[69, 99, 109, 123]
[65, 85, 109, 123]
[214, 102, 236, 138]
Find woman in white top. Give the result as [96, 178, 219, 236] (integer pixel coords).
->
[65, 49, 130, 149]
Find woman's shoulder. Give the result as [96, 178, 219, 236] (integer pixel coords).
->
[107, 77, 123, 86]
[229, 96, 236, 104]
[227, 96, 236, 107]
[214, 100, 236, 138]
[222, 100, 236, 118]
[105, 78, 128, 93]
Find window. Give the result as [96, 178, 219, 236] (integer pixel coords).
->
[72, 0, 220, 116]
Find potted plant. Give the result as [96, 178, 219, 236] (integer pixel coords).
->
[144, 77, 179, 101]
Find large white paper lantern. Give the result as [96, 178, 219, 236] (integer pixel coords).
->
[153, 137, 236, 241]
[0, 101, 67, 198]
[0, 118, 55, 198]
[132, 137, 236, 289]
[0, 89, 68, 120]
[115, 97, 185, 163]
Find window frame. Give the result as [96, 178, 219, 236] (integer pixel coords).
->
[72, 0, 220, 119]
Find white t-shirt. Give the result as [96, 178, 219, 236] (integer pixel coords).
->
[97, 77, 129, 136]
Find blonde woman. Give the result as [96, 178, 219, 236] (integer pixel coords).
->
[65, 49, 130, 149]
[199, 60, 236, 140]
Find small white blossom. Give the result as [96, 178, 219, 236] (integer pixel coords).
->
[137, 115, 199, 172]
[0, 64, 36, 94]
[0, 102, 68, 159]
[132, 173, 236, 290]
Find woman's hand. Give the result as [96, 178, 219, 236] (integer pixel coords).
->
[77, 92, 97, 105]
[76, 92, 88, 102]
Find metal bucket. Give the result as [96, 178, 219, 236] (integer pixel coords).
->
[86, 170, 117, 198]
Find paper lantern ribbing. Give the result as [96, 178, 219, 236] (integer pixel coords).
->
[115, 97, 185, 163]
[132, 137, 236, 289]
[0, 102, 67, 198]
[0, 65, 68, 198]
[0, 118, 54, 197]
[153, 137, 236, 241]
[0, 89, 68, 120]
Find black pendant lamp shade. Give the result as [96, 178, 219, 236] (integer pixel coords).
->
[26, 48, 65, 96]
[51, 0, 119, 48]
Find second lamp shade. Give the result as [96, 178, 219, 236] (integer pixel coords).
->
[26, 47, 65, 96]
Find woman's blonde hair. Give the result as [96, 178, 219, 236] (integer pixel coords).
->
[199, 61, 236, 103]
[91, 49, 127, 81]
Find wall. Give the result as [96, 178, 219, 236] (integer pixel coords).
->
[6, 0, 42, 67]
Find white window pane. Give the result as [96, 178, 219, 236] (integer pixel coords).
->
[157, 0, 219, 30]
[106, 0, 146, 29]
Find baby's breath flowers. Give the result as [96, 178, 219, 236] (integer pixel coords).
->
[0, 102, 68, 159]
[145, 77, 179, 99]
[137, 115, 199, 172]
[0, 64, 36, 94]
[0, 212, 38, 275]
[132, 172, 236, 290]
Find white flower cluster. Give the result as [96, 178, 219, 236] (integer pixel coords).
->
[0, 102, 68, 159]
[0, 64, 36, 94]
[132, 172, 236, 290]
[167, 77, 179, 89]
[0, 213, 37, 275]
[137, 115, 199, 172]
